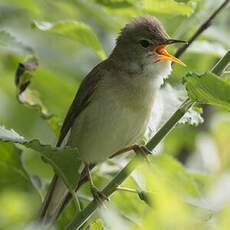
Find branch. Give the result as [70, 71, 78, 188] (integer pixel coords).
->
[65, 51, 230, 230]
[116, 187, 138, 194]
[174, 0, 229, 58]
[211, 50, 230, 76]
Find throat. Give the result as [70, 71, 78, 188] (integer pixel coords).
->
[140, 61, 172, 88]
[119, 62, 171, 112]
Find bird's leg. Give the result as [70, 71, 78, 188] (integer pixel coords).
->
[111, 144, 152, 161]
[85, 164, 108, 203]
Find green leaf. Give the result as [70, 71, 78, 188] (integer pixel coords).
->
[93, 0, 137, 8]
[184, 72, 230, 111]
[0, 126, 25, 143]
[32, 20, 106, 60]
[136, 155, 204, 229]
[100, 0, 194, 16]
[15, 56, 61, 135]
[0, 143, 41, 228]
[25, 140, 82, 191]
[0, 142, 36, 192]
[163, 125, 197, 157]
[0, 126, 81, 191]
[173, 0, 193, 2]
[137, 190, 152, 206]
[88, 218, 104, 230]
[57, 200, 78, 230]
[0, 0, 43, 17]
[149, 154, 201, 196]
[144, 0, 194, 16]
[15, 56, 39, 93]
[0, 30, 33, 55]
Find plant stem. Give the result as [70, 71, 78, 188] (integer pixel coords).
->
[65, 51, 230, 230]
[117, 186, 138, 194]
[174, 0, 229, 58]
[211, 50, 230, 76]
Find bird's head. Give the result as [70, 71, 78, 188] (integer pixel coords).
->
[112, 16, 186, 70]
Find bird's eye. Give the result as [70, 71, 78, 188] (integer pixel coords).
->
[139, 40, 151, 48]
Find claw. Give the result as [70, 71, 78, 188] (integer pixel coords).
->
[111, 144, 152, 159]
[133, 145, 152, 155]
[132, 145, 152, 163]
[91, 186, 109, 207]
[85, 164, 109, 206]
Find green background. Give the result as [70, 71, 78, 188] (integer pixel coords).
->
[0, 0, 229, 229]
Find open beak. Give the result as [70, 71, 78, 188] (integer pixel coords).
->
[155, 39, 187, 66]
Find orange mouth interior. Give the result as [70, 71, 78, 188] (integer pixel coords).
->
[155, 45, 186, 66]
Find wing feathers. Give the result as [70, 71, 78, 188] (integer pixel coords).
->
[56, 60, 107, 147]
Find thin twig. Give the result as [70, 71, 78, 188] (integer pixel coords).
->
[174, 0, 229, 58]
[117, 187, 138, 194]
[211, 50, 230, 76]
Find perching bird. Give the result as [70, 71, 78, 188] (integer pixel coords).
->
[39, 15, 186, 223]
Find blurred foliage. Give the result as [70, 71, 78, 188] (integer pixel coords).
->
[0, 126, 81, 192]
[0, 142, 40, 229]
[185, 72, 230, 110]
[0, 0, 229, 229]
[32, 20, 106, 60]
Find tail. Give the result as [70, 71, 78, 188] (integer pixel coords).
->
[39, 175, 69, 224]
[39, 165, 93, 224]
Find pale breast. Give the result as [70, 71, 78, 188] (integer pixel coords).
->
[68, 61, 171, 163]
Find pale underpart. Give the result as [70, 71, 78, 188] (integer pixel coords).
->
[68, 59, 172, 163]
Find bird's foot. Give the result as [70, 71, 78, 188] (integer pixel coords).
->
[132, 144, 152, 155]
[112, 144, 152, 162]
[132, 144, 152, 163]
[90, 185, 109, 205]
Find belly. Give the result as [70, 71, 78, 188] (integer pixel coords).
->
[67, 94, 153, 163]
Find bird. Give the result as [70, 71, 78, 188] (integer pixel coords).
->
[39, 15, 186, 224]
